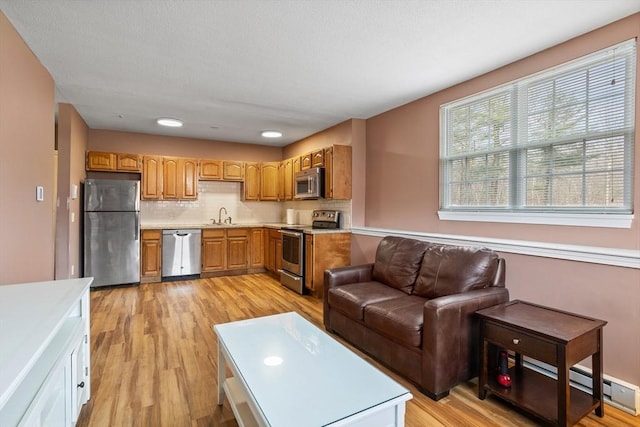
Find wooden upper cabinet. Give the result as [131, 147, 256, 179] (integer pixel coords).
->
[162, 157, 180, 200]
[293, 156, 301, 176]
[223, 161, 244, 180]
[87, 151, 140, 172]
[300, 153, 312, 170]
[277, 161, 286, 201]
[116, 153, 141, 171]
[200, 159, 223, 180]
[181, 158, 198, 200]
[86, 151, 116, 171]
[157, 157, 198, 200]
[325, 145, 352, 200]
[260, 162, 278, 201]
[244, 162, 261, 201]
[141, 155, 163, 200]
[283, 158, 294, 201]
[311, 149, 325, 167]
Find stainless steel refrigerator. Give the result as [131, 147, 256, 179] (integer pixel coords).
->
[84, 179, 140, 287]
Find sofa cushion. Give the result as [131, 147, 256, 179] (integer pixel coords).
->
[364, 295, 425, 348]
[414, 245, 499, 299]
[327, 282, 407, 321]
[371, 236, 430, 294]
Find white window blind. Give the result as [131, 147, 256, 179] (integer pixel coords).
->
[440, 39, 636, 219]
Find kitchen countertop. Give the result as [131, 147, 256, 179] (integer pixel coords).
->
[140, 223, 351, 234]
[0, 277, 93, 413]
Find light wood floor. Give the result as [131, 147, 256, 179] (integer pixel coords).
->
[77, 274, 637, 426]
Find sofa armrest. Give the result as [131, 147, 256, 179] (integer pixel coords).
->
[324, 263, 374, 290]
[421, 287, 509, 397]
[323, 263, 373, 329]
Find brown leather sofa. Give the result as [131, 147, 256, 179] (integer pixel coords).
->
[323, 236, 508, 400]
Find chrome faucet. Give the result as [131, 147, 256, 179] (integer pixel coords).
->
[218, 207, 228, 224]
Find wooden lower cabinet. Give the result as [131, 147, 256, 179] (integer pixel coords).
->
[227, 229, 249, 270]
[202, 228, 264, 276]
[264, 228, 281, 277]
[305, 233, 351, 298]
[141, 230, 162, 283]
[202, 229, 226, 273]
[250, 228, 264, 268]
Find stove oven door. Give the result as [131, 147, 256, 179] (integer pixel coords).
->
[279, 229, 305, 294]
[280, 229, 303, 276]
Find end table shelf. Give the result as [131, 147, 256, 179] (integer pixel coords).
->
[476, 300, 607, 427]
[485, 365, 599, 425]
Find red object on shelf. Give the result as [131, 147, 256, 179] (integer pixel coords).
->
[497, 350, 512, 388]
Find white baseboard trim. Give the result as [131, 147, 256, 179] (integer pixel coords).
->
[522, 358, 639, 416]
[350, 226, 640, 269]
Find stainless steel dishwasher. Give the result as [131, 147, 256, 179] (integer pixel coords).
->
[162, 229, 201, 278]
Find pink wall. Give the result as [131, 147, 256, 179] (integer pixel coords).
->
[0, 12, 55, 284]
[56, 104, 88, 279]
[359, 13, 640, 385]
[283, 119, 354, 157]
[88, 129, 282, 161]
[284, 119, 367, 225]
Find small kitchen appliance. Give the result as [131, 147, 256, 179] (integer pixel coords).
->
[294, 167, 324, 199]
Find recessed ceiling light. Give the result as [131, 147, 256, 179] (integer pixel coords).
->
[261, 130, 282, 138]
[156, 117, 183, 127]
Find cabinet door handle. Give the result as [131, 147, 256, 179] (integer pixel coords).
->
[78, 381, 85, 388]
[512, 338, 520, 345]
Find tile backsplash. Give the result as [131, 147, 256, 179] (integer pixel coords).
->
[140, 180, 352, 228]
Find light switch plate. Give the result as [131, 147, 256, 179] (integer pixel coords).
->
[36, 186, 44, 201]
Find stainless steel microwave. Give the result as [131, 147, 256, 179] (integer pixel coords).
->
[295, 167, 324, 199]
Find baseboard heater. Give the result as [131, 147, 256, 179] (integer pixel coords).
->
[521, 356, 639, 416]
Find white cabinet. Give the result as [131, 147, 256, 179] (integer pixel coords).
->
[0, 278, 92, 427]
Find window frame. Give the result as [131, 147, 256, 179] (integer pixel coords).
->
[439, 40, 636, 228]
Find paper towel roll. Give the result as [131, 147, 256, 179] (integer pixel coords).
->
[286, 209, 295, 225]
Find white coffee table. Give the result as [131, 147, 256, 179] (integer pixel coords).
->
[214, 312, 412, 427]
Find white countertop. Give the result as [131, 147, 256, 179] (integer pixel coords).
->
[0, 277, 93, 410]
[141, 222, 351, 234]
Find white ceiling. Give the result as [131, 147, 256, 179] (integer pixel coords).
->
[1, 1, 639, 147]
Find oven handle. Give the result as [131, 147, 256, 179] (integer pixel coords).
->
[279, 229, 303, 238]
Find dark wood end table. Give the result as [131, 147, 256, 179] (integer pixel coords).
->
[476, 300, 607, 426]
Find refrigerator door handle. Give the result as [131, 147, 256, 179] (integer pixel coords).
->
[135, 214, 139, 240]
